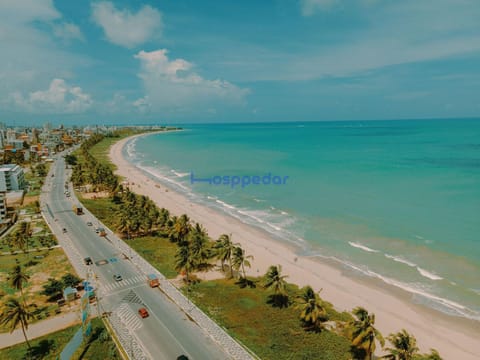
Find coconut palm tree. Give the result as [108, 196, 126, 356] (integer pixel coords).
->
[169, 214, 192, 243]
[156, 208, 171, 232]
[296, 286, 327, 331]
[189, 223, 212, 271]
[0, 297, 34, 352]
[419, 349, 442, 360]
[214, 234, 238, 278]
[174, 241, 195, 282]
[382, 329, 419, 360]
[349, 307, 385, 360]
[9, 265, 30, 306]
[263, 265, 289, 307]
[115, 210, 134, 239]
[231, 246, 253, 279]
[10, 229, 27, 253]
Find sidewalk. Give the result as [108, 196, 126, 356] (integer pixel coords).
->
[0, 312, 80, 349]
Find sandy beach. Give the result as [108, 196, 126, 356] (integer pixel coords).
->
[110, 133, 480, 360]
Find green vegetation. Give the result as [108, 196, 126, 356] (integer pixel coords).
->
[0, 249, 78, 331]
[75, 130, 444, 360]
[188, 278, 352, 360]
[0, 297, 34, 352]
[71, 134, 119, 193]
[24, 162, 50, 196]
[128, 236, 178, 278]
[0, 317, 120, 360]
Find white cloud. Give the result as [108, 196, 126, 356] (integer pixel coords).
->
[300, 0, 341, 16]
[300, 0, 380, 16]
[52, 22, 84, 42]
[0, 0, 90, 109]
[91, 2, 162, 48]
[10, 78, 93, 113]
[235, 0, 480, 82]
[133, 96, 150, 113]
[134, 49, 248, 111]
[0, 0, 60, 23]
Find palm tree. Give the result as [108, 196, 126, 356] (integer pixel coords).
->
[189, 223, 212, 271]
[419, 349, 442, 360]
[0, 297, 34, 352]
[349, 307, 385, 360]
[156, 208, 170, 232]
[10, 265, 30, 306]
[382, 329, 419, 360]
[174, 241, 195, 282]
[263, 265, 289, 307]
[10, 230, 27, 253]
[231, 246, 253, 279]
[296, 286, 327, 331]
[214, 234, 238, 278]
[115, 209, 134, 239]
[169, 214, 192, 243]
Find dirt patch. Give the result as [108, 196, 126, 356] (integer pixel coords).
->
[23, 195, 39, 206]
[29, 273, 50, 294]
[82, 191, 110, 199]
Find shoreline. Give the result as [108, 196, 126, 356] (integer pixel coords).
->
[110, 132, 480, 360]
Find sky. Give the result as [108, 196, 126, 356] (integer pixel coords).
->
[0, 0, 479, 125]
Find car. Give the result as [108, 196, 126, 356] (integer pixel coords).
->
[95, 227, 100, 233]
[84, 257, 93, 265]
[62, 228, 67, 233]
[138, 307, 149, 318]
[113, 274, 123, 281]
[86, 221, 93, 226]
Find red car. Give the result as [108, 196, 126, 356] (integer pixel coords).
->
[138, 307, 149, 318]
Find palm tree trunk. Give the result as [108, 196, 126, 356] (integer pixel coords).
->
[229, 258, 233, 278]
[20, 287, 27, 308]
[241, 262, 246, 278]
[21, 320, 31, 351]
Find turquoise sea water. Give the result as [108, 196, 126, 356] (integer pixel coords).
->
[125, 119, 480, 320]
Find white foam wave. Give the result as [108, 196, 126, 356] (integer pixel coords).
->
[470, 288, 480, 296]
[171, 170, 190, 178]
[417, 267, 443, 280]
[253, 198, 265, 202]
[125, 137, 139, 161]
[340, 260, 479, 320]
[238, 209, 266, 224]
[280, 211, 289, 215]
[414, 234, 424, 239]
[348, 241, 380, 253]
[384, 254, 417, 267]
[138, 165, 190, 191]
[215, 199, 236, 210]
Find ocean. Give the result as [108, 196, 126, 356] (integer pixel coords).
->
[124, 119, 480, 321]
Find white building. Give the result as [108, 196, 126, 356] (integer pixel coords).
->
[0, 164, 26, 192]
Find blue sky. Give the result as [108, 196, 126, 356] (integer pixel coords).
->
[0, 0, 479, 125]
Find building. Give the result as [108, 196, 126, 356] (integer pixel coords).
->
[0, 192, 7, 222]
[0, 164, 26, 192]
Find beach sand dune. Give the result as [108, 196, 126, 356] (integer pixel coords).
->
[110, 134, 480, 360]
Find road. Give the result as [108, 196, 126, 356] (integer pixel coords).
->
[42, 152, 232, 360]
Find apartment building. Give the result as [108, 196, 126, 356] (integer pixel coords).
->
[0, 164, 26, 192]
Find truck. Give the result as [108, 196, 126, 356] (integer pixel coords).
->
[147, 274, 159, 288]
[72, 205, 83, 215]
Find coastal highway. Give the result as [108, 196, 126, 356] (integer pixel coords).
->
[41, 152, 231, 360]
